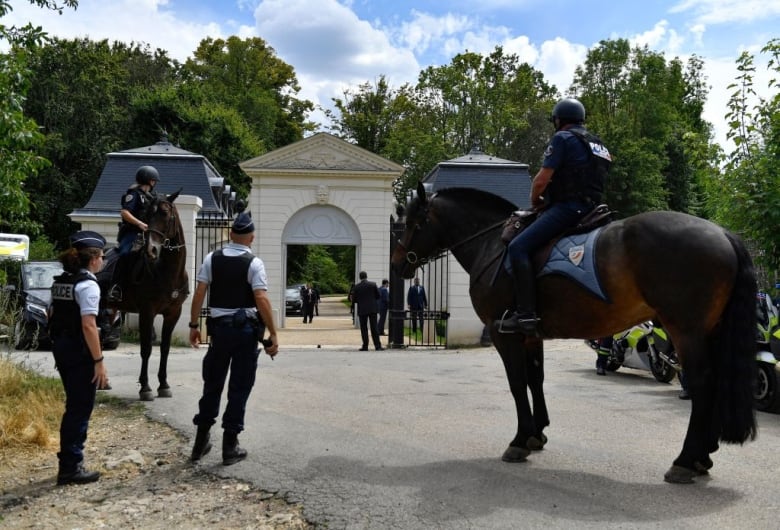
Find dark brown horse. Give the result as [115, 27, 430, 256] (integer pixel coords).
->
[100, 190, 189, 401]
[391, 182, 757, 484]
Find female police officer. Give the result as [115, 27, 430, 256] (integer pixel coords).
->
[49, 230, 109, 485]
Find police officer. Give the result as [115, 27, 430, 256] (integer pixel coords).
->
[188, 211, 279, 465]
[108, 165, 159, 300]
[497, 98, 612, 334]
[49, 230, 109, 485]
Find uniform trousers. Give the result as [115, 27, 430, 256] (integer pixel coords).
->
[53, 335, 96, 472]
[193, 321, 260, 434]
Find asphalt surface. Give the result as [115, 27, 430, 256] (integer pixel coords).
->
[12, 331, 780, 529]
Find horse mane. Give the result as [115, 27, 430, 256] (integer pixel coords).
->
[432, 187, 518, 212]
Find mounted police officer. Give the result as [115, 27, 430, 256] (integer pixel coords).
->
[188, 210, 279, 465]
[497, 98, 612, 334]
[49, 230, 109, 485]
[107, 165, 159, 301]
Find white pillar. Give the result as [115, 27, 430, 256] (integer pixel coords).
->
[173, 195, 202, 341]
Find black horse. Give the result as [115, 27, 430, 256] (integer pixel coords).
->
[391, 182, 757, 484]
[99, 190, 189, 401]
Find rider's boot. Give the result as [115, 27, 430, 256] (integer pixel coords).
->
[496, 257, 539, 334]
[107, 258, 124, 302]
[596, 351, 609, 375]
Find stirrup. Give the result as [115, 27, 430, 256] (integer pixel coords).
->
[107, 284, 123, 302]
[495, 309, 539, 335]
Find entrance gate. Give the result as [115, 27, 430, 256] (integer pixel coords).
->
[389, 221, 449, 348]
[191, 211, 231, 339]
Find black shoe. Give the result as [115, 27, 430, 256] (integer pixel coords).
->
[222, 431, 247, 466]
[678, 389, 691, 400]
[495, 311, 539, 334]
[376, 347, 384, 351]
[57, 464, 100, 486]
[596, 366, 606, 376]
[190, 427, 212, 462]
[359, 347, 368, 351]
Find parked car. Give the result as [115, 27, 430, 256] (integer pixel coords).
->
[6, 260, 120, 351]
[285, 286, 303, 316]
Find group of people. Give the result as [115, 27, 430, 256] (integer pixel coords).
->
[50, 95, 610, 485]
[49, 165, 279, 486]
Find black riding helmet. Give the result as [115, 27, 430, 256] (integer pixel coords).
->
[550, 98, 586, 128]
[135, 165, 160, 185]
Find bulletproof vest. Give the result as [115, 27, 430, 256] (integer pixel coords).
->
[49, 272, 91, 337]
[546, 126, 611, 204]
[208, 249, 255, 309]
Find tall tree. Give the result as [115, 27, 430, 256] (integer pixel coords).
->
[0, 0, 78, 234]
[571, 39, 713, 217]
[20, 37, 177, 245]
[708, 39, 780, 273]
[182, 36, 314, 150]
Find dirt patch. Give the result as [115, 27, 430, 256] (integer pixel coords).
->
[0, 399, 311, 529]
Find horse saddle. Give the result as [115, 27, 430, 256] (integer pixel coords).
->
[501, 205, 614, 302]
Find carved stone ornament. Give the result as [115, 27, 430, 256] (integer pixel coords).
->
[316, 185, 329, 204]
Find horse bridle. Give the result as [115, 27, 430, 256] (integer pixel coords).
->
[146, 201, 185, 251]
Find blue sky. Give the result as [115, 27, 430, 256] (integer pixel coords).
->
[5, 0, 780, 148]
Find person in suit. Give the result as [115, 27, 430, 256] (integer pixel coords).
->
[351, 271, 383, 351]
[300, 283, 314, 323]
[406, 277, 428, 334]
[377, 279, 389, 336]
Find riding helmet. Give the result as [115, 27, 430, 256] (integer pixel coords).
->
[551, 98, 586, 124]
[135, 165, 160, 185]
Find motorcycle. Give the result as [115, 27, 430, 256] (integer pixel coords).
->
[754, 292, 780, 412]
[586, 321, 679, 383]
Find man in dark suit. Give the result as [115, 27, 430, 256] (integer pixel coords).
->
[377, 279, 389, 335]
[351, 271, 383, 351]
[407, 277, 427, 334]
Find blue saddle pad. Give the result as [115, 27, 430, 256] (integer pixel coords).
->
[539, 227, 608, 301]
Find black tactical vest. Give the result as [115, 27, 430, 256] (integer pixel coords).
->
[50, 272, 91, 338]
[208, 250, 256, 309]
[546, 127, 611, 205]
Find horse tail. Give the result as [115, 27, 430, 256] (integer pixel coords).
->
[716, 230, 757, 443]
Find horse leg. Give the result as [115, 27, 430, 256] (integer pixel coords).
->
[495, 336, 538, 462]
[664, 339, 717, 484]
[524, 337, 549, 450]
[156, 309, 181, 398]
[137, 310, 155, 401]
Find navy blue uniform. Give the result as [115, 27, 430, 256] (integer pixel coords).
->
[118, 186, 154, 256]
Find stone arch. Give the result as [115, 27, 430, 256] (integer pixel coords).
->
[282, 204, 361, 245]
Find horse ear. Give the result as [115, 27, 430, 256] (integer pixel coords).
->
[416, 181, 426, 204]
[167, 187, 183, 203]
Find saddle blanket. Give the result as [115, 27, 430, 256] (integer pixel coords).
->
[539, 227, 608, 301]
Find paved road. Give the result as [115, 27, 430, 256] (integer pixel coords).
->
[14, 339, 780, 529]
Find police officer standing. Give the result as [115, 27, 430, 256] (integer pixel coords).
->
[497, 98, 611, 334]
[49, 230, 109, 485]
[188, 211, 279, 465]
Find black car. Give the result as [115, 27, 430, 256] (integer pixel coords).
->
[6, 261, 120, 350]
[285, 286, 303, 316]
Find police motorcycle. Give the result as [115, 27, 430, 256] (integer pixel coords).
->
[754, 291, 780, 412]
[586, 321, 678, 383]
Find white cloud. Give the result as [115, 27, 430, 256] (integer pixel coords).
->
[671, 0, 780, 24]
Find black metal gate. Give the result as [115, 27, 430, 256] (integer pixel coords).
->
[191, 211, 231, 339]
[388, 220, 449, 348]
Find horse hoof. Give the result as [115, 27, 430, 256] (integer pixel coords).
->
[527, 434, 548, 451]
[158, 387, 172, 398]
[664, 465, 697, 484]
[501, 445, 530, 462]
[139, 391, 155, 402]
